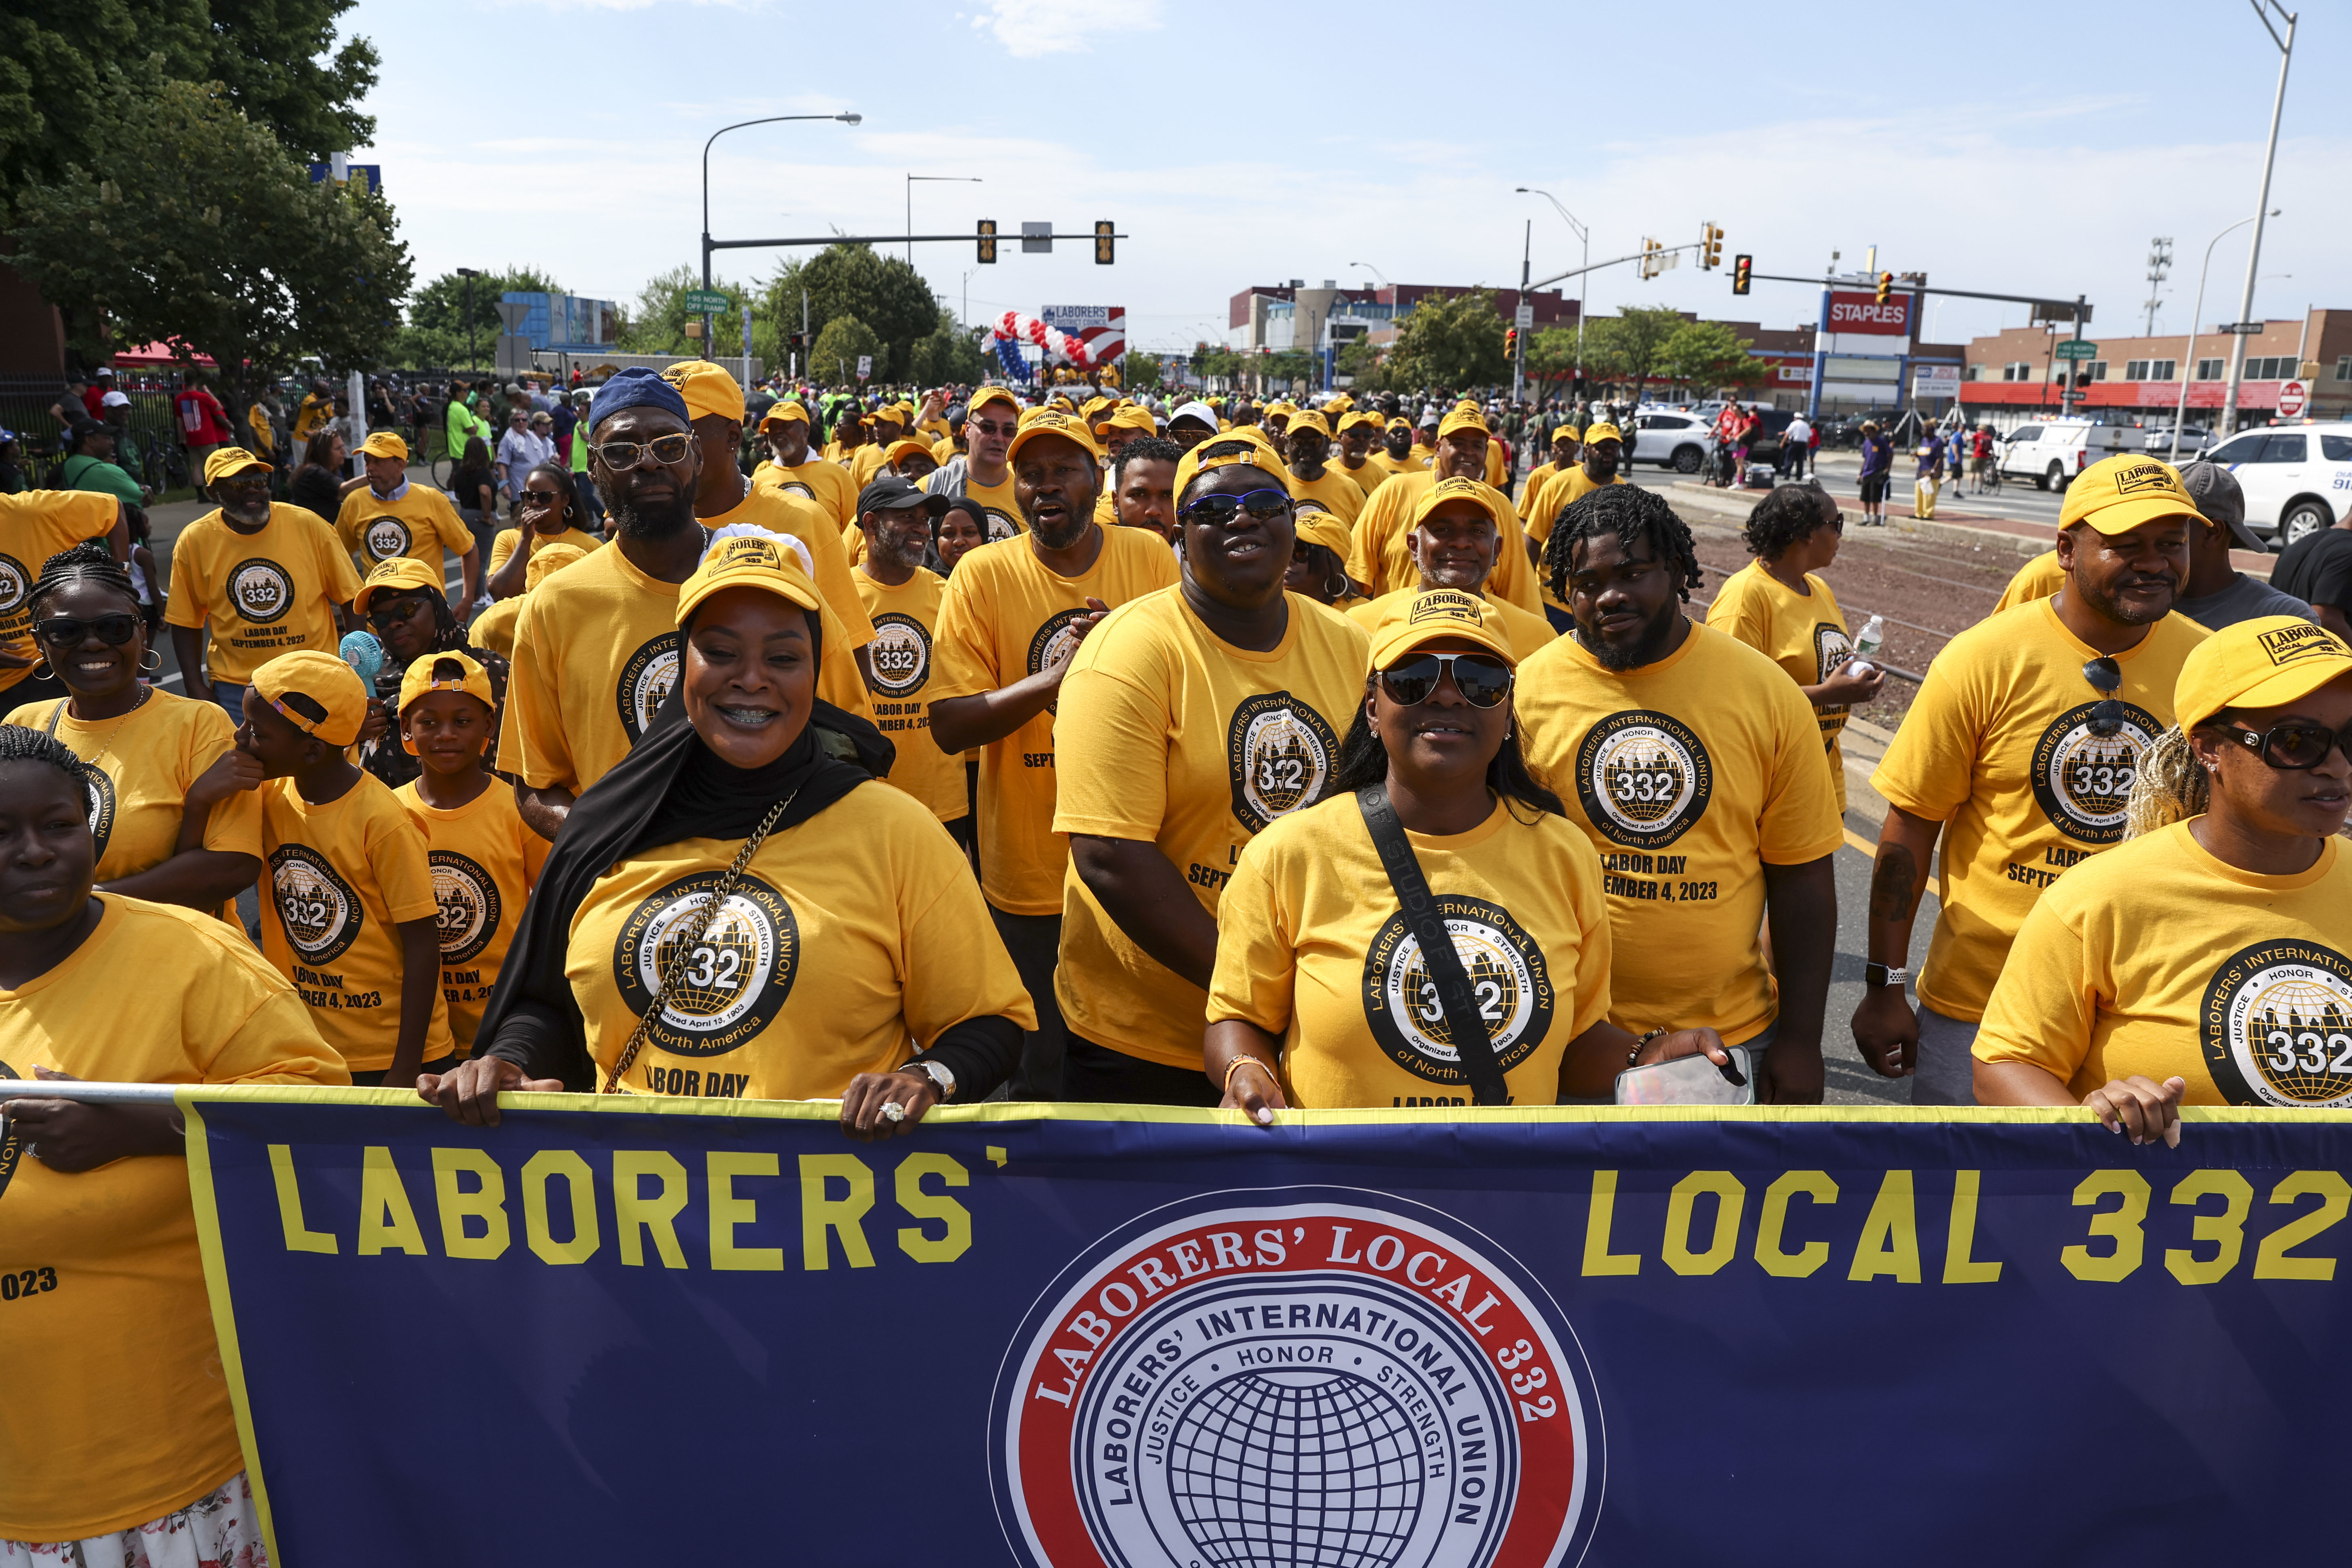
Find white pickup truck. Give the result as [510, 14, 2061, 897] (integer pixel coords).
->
[1995, 419, 2138, 491]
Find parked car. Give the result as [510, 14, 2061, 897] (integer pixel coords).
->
[1628, 410, 1715, 473]
[2203, 423, 2352, 547]
[1995, 418, 2139, 491]
[2138, 423, 2214, 458]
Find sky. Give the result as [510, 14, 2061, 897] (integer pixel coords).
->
[342, 0, 2347, 358]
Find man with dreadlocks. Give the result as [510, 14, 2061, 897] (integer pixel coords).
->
[1515, 484, 1843, 1102]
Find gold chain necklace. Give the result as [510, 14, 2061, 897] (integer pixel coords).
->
[46, 685, 151, 772]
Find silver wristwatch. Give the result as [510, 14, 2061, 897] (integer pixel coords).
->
[907, 1059, 956, 1101]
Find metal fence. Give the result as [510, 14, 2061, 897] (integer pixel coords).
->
[0, 373, 195, 492]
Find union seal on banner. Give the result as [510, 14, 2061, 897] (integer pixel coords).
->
[991, 1190, 1603, 1568]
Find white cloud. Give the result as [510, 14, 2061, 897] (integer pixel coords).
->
[971, 0, 1157, 57]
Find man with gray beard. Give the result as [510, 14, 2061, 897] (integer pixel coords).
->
[928, 411, 1179, 1097]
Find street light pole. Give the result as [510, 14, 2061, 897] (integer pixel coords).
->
[906, 174, 982, 267]
[1518, 187, 1590, 389]
[2220, 2, 2295, 436]
[702, 111, 860, 351]
[2170, 211, 2269, 463]
[455, 267, 482, 373]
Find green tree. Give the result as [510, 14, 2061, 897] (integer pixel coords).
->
[1119, 354, 1162, 393]
[810, 312, 882, 388]
[1579, 306, 1685, 403]
[764, 245, 940, 381]
[1523, 326, 1581, 402]
[1336, 336, 1391, 392]
[9, 78, 410, 398]
[1384, 290, 1508, 391]
[904, 308, 988, 387]
[619, 264, 753, 357]
[1658, 320, 1766, 400]
[398, 266, 563, 370]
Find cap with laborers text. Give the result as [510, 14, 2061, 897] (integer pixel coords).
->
[1365, 588, 1520, 669]
[2174, 616, 2352, 733]
[2059, 454, 2202, 536]
[357, 431, 409, 461]
[676, 533, 827, 627]
[352, 555, 446, 614]
[205, 448, 272, 485]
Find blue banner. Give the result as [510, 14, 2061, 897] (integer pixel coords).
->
[182, 1091, 2350, 1564]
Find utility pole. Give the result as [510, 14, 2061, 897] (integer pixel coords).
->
[2222, 2, 2295, 435]
[2143, 238, 2173, 338]
[2062, 295, 2088, 415]
[455, 268, 482, 371]
[1512, 219, 1529, 405]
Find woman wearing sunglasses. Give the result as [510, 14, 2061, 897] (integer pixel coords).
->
[1054, 434, 1371, 1104]
[484, 459, 602, 601]
[1205, 589, 1730, 1115]
[1976, 617, 2352, 1139]
[3, 540, 264, 912]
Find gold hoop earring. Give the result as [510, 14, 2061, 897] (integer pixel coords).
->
[31, 660, 51, 680]
[139, 647, 163, 673]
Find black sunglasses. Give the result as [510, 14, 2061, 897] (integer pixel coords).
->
[1179, 488, 1293, 528]
[2221, 722, 2352, 771]
[35, 614, 141, 647]
[366, 593, 436, 628]
[2082, 657, 2125, 737]
[1377, 652, 1514, 709]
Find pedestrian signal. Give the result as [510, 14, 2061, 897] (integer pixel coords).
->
[978, 220, 997, 264]
[1094, 221, 1115, 265]
[1731, 255, 1753, 295]
[1876, 271, 1893, 304]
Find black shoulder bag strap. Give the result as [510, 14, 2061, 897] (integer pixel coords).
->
[1355, 783, 1511, 1107]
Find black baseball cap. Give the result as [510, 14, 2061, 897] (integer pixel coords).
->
[858, 474, 949, 518]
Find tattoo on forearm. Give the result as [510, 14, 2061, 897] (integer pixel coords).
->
[1869, 845, 1918, 922]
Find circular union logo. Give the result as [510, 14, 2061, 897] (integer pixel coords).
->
[1227, 692, 1339, 833]
[1029, 607, 1093, 716]
[1573, 710, 1712, 850]
[361, 516, 413, 564]
[0, 552, 26, 614]
[614, 631, 682, 741]
[777, 480, 817, 502]
[1363, 896, 1555, 1086]
[982, 507, 1022, 542]
[228, 558, 295, 625]
[429, 850, 501, 964]
[83, 766, 116, 864]
[990, 1190, 1602, 1568]
[609, 870, 798, 1057]
[864, 612, 933, 698]
[2203, 939, 2352, 1107]
[1812, 623, 1854, 683]
[270, 845, 363, 964]
[2029, 701, 2160, 845]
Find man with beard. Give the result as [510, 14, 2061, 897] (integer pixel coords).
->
[1089, 404, 1160, 528]
[1518, 483, 1842, 1103]
[167, 448, 360, 724]
[1332, 411, 1390, 499]
[1855, 455, 2210, 1103]
[1347, 478, 1554, 661]
[1346, 404, 1540, 610]
[928, 411, 1179, 1097]
[1165, 401, 1220, 456]
[1280, 411, 1363, 527]
[853, 475, 968, 848]
[498, 368, 863, 840]
[752, 396, 857, 532]
[922, 385, 1028, 543]
[1107, 435, 1181, 543]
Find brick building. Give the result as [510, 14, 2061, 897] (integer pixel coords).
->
[1959, 309, 2349, 426]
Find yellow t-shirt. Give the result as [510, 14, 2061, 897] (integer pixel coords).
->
[0, 895, 345, 1541]
[848, 442, 889, 492]
[258, 771, 454, 1070]
[1289, 468, 1365, 528]
[334, 483, 474, 576]
[930, 527, 1179, 915]
[564, 783, 1035, 1098]
[471, 596, 520, 659]
[1870, 597, 2210, 1021]
[0, 490, 117, 695]
[702, 483, 878, 651]
[1516, 620, 1845, 1044]
[3, 690, 263, 888]
[1346, 585, 1555, 665]
[394, 779, 549, 1052]
[925, 466, 1028, 545]
[753, 455, 859, 532]
[1208, 792, 1611, 1108]
[1993, 549, 2066, 613]
[1976, 822, 2352, 1107]
[1704, 561, 1854, 813]
[854, 565, 968, 824]
[1334, 458, 1388, 499]
[1483, 440, 1507, 489]
[487, 524, 601, 576]
[1053, 589, 1372, 1069]
[1344, 470, 1541, 613]
[1518, 460, 1558, 515]
[163, 504, 363, 684]
[1525, 468, 1629, 616]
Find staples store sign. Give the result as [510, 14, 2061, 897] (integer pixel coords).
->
[1827, 292, 1912, 335]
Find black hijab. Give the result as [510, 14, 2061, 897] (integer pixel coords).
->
[474, 621, 895, 1089]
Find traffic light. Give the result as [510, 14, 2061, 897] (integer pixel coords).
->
[1505, 327, 1518, 358]
[977, 219, 997, 264]
[1876, 271, 1893, 305]
[1639, 237, 1660, 280]
[1094, 220, 1115, 265]
[1731, 254, 1753, 295]
[1701, 222, 1724, 271]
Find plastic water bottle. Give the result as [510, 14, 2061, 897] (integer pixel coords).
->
[1848, 615, 1884, 678]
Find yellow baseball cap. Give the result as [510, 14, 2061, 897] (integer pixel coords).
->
[1006, 410, 1103, 466]
[252, 650, 369, 746]
[759, 400, 812, 429]
[1292, 509, 1351, 557]
[1581, 421, 1625, 447]
[882, 438, 937, 468]
[969, 385, 1021, 418]
[1552, 423, 1583, 442]
[1322, 394, 1355, 412]
[1338, 411, 1384, 435]
[357, 431, 410, 461]
[1173, 429, 1289, 502]
[659, 360, 746, 425]
[1385, 417, 1413, 433]
[1437, 404, 1490, 439]
[1285, 410, 1333, 442]
[204, 447, 271, 484]
[676, 532, 825, 627]
[1365, 587, 1520, 669]
[524, 542, 588, 590]
[352, 555, 444, 613]
[2060, 454, 2202, 536]
[398, 648, 495, 716]
[1095, 404, 1158, 438]
[2174, 616, 2352, 732]
[1082, 396, 1115, 420]
[1411, 475, 1505, 532]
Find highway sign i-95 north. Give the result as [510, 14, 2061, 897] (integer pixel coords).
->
[681, 290, 730, 315]
[2054, 340, 2100, 360]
